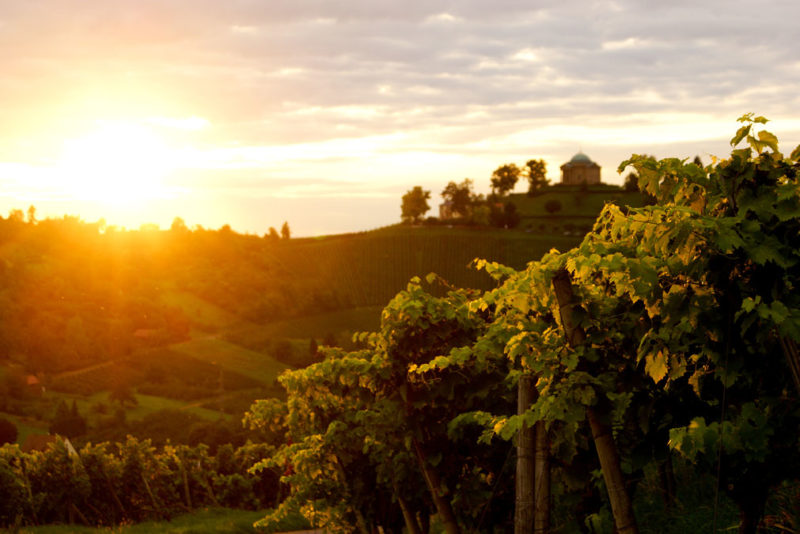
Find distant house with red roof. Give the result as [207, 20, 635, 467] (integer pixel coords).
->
[21, 434, 77, 455]
[25, 374, 44, 396]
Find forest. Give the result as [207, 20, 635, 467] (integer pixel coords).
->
[1, 115, 799, 533]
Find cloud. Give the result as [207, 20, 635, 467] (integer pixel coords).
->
[2, 0, 800, 234]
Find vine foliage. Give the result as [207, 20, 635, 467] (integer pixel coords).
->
[247, 115, 800, 533]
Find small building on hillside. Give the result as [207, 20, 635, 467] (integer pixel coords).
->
[560, 152, 601, 185]
[25, 374, 44, 396]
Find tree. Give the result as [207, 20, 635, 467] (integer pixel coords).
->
[401, 186, 431, 223]
[623, 172, 639, 192]
[170, 217, 188, 233]
[0, 418, 16, 445]
[441, 179, 477, 218]
[491, 163, 521, 196]
[266, 227, 280, 242]
[110, 380, 138, 406]
[49, 400, 87, 439]
[472, 204, 491, 226]
[280, 222, 291, 240]
[544, 199, 562, 214]
[524, 159, 549, 196]
[489, 201, 520, 229]
[504, 202, 520, 228]
[322, 332, 337, 347]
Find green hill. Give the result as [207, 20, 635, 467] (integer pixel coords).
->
[511, 184, 642, 215]
[0, 185, 645, 446]
[279, 225, 579, 305]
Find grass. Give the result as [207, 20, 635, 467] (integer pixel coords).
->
[161, 289, 241, 331]
[509, 187, 645, 217]
[279, 226, 581, 309]
[16, 508, 270, 534]
[0, 411, 48, 445]
[259, 306, 383, 339]
[125, 393, 226, 421]
[39, 391, 99, 420]
[169, 338, 289, 385]
[633, 462, 741, 534]
[224, 305, 385, 359]
[42, 391, 226, 422]
[49, 361, 125, 396]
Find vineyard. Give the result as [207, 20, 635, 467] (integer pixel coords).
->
[48, 347, 267, 399]
[272, 227, 583, 308]
[0, 437, 286, 528]
[244, 116, 800, 534]
[3, 117, 799, 533]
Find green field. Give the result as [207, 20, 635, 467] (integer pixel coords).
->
[170, 337, 289, 385]
[510, 185, 644, 216]
[0, 411, 48, 445]
[123, 392, 227, 420]
[160, 287, 242, 331]
[280, 226, 581, 309]
[1, 390, 226, 447]
[224, 305, 384, 355]
[259, 305, 383, 338]
[45, 390, 226, 421]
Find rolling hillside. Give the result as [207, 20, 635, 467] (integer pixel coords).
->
[0, 184, 645, 446]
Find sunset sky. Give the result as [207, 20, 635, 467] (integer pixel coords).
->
[2, 1, 800, 236]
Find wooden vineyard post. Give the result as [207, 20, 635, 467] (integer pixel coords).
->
[533, 419, 550, 533]
[552, 268, 639, 534]
[515, 373, 535, 534]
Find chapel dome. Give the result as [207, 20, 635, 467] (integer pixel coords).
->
[569, 152, 593, 164]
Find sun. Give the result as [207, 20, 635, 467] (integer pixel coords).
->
[55, 120, 177, 206]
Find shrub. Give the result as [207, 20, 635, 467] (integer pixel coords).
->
[544, 199, 562, 214]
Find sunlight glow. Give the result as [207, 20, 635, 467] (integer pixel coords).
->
[54, 121, 177, 205]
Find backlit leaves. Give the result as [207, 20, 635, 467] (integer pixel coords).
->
[645, 350, 669, 384]
[731, 124, 751, 147]
[246, 116, 800, 530]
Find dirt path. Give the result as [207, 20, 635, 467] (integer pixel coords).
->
[50, 359, 119, 381]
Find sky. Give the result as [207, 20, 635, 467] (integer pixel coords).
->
[2, 0, 800, 236]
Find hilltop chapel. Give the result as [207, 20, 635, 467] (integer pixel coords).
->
[560, 152, 601, 185]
